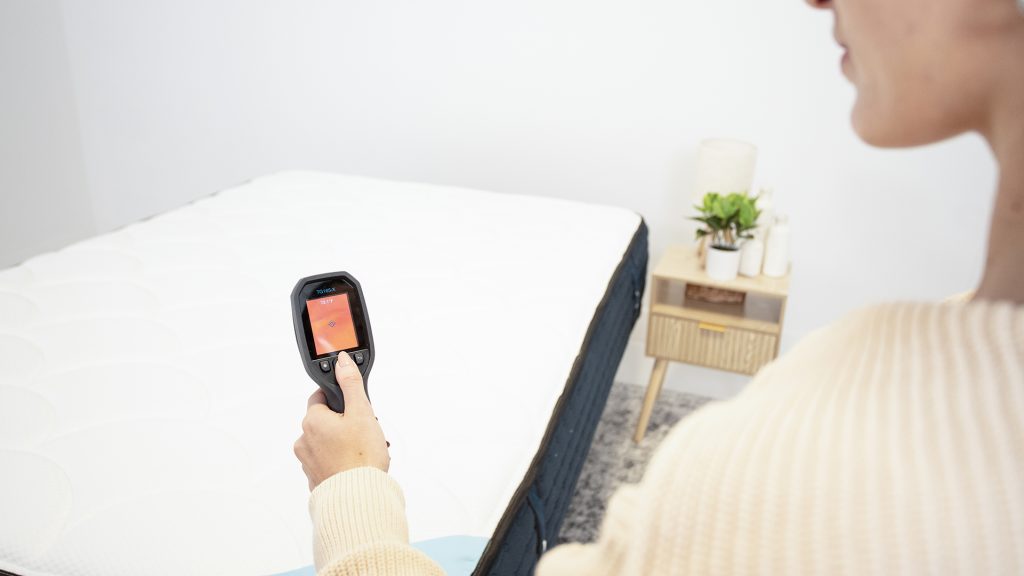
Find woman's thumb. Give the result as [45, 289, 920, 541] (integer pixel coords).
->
[334, 353, 370, 412]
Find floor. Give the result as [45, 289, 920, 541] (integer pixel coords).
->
[557, 380, 712, 544]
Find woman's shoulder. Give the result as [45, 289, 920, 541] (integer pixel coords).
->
[649, 296, 1024, 479]
[741, 297, 1023, 399]
[810, 295, 1021, 348]
[636, 296, 1024, 576]
[854, 296, 1023, 346]
[653, 295, 1024, 457]
[941, 289, 976, 304]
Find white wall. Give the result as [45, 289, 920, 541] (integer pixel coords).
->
[0, 0, 94, 266]
[5, 0, 996, 398]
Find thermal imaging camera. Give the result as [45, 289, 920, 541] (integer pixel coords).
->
[291, 272, 374, 413]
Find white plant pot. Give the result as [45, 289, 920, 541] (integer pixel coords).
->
[706, 245, 741, 281]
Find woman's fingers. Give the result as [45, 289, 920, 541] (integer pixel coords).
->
[334, 353, 372, 415]
[307, 389, 327, 409]
[294, 356, 390, 490]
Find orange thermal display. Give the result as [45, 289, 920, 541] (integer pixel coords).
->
[306, 293, 359, 355]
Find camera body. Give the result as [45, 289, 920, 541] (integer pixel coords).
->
[291, 272, 374, 413]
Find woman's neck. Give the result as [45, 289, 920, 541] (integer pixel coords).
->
[974, 87, 1024, 304]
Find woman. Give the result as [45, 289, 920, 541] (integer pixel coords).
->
[293, 0, 1024, 572]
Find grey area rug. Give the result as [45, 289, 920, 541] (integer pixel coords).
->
[558, 381, 712, 544]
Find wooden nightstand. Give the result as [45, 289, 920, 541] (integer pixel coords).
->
[633, 245, 791, 442]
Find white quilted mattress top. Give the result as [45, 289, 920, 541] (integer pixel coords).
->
[0, 171, 641, 576]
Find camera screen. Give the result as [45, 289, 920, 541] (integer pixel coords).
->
[306, 293, 360, 355]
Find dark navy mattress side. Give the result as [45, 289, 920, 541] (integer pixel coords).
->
[475, 219, 649, 576]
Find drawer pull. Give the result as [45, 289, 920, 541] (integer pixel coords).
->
[698, 321, 727, 333]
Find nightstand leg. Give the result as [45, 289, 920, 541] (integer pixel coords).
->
[634, 358, 669, 443]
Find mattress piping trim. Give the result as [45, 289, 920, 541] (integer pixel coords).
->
[472, 216, 648, 575]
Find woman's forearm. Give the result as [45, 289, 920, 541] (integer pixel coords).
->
[311, 467, 445, 576]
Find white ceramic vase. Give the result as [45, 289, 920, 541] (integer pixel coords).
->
[762, 215, 791, 278]
[706, 245, 741, 281]
[739, 237, 765, 277]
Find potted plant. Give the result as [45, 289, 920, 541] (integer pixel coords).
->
[691, 191, 761, 281]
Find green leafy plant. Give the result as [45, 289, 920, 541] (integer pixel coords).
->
[690, 191, 761, 250]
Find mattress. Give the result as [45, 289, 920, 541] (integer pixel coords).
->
[0, 171, 645, 576]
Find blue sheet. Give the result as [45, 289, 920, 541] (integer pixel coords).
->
[269, 536, 489, 576]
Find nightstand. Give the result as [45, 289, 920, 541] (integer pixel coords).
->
[633, 245, 791, 442]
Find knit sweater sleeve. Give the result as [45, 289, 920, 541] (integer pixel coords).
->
[307, 405, 722, 576]
[311, 467, 445, 576]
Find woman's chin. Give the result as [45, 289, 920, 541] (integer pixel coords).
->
[851, 104, 892, 147]
[851, 89, 969, 149]
[851, 100, 918, 148]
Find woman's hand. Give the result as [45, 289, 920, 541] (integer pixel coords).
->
[294, 352, 390, 491]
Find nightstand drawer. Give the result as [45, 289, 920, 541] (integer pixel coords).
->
[646, 313, 777, 375]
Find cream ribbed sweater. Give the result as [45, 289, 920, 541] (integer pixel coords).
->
[310, 300, 1024, 575]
